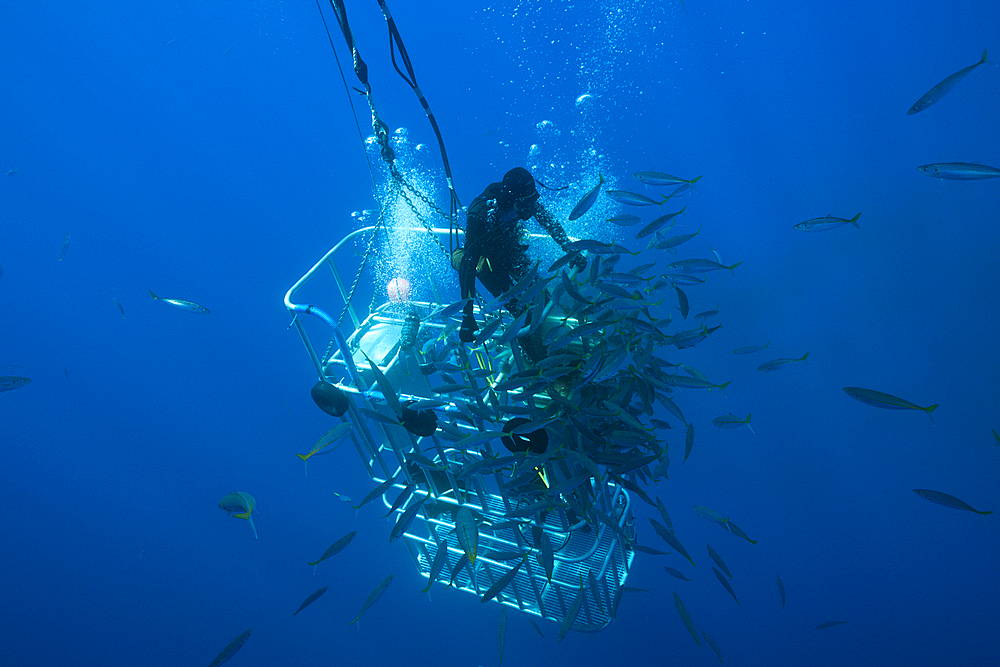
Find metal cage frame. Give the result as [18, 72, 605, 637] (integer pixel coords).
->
[285, 225, 635, 631]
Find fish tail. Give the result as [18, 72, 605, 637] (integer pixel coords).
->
[148, 290, 158, 300]
[799, 352, 809, 362]
[717, 381, 731, 394]
[850, 212, 862, 228]
[727, 261, 744, 276]
[247, 516, 258, 539]
[924, 404, 939, 424]
[975, 509, 994, 515]
[980, 48, 990, 65]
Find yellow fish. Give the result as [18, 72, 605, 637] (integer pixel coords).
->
[219, 491, 257, 539]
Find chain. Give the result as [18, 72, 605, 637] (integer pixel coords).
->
[389, 163, 455, 261]
[337, 209, 384, 328]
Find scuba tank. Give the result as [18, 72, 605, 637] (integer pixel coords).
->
[399, 310, 420, 351]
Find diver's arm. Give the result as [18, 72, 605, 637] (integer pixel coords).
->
[459, 201, 488, 343]
[535, 203, 587, 270]
[458, 251, 478, 342]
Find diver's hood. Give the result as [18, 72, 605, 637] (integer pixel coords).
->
[499, 167, 538, 206]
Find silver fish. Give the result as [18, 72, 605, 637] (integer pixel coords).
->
[917, 162, 1000, 179]
[455, 506, 479, 564]
[498, 607, 508, 666]
[707, 544, 731, 578]
[815, 620, 848, 630]
[389, 495, 428, 542]
[557, 575, 585, 642]
[349, 574, 394, 625]
[633, 172, 703, 186]
[206, 628, 252, 667]
[713, 566, 740, 605]
[843, 386, 938, 421]
[149, 290, 209, 313]
[662, 258, 743, 275]
[59, 233, 71, 261]
[480, 554, 526, 603]
[712, 412, 754, 433]
[649, 518, 695, 566]
[421, 545, 450, 593]
[757, 352, 808, 372]
[292, 586, 329, 616]
[607, 214, 641, 226]
[308, 530, 357, 568]
[908, 49, 991, 115]
[606, 190, 668, 206]
[569, 174, 604, 221]
[673, 593, 700, 646]
[702, 631, 724, 665]
[913, 489, 992, 514]
[635, 206, 686, 239]
[794, 212, 861, 232]
[0, 376, 31, 393]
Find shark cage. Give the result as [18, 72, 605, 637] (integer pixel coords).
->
[284, 221, 636, 634]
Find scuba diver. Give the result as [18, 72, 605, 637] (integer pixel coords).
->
[454, 167, 586, 358]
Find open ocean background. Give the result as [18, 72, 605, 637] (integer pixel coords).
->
[2, 1, 998, 665]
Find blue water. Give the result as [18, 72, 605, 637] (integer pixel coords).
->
[2, 1, 998, 665]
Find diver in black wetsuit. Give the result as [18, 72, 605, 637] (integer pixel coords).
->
[455, 167, 585, 357]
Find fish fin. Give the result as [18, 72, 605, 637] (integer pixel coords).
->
[247, 515, 258, 539]
[924, 404, 939, 424]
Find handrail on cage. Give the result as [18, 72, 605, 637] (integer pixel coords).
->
[284, 225, 464, 384]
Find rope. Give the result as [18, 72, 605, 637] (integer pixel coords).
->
[317, 0, 471, 329]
